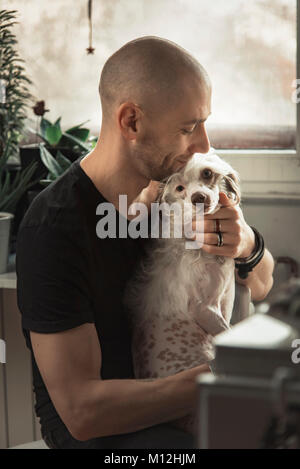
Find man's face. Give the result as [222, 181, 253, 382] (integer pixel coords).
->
[133, 76, 212, 182]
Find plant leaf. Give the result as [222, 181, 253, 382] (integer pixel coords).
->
[39, 144, 63, 178]
[65, 127, 90, 142]
[0, 161, 40, 213]
[61, 132, 90, 152]
[39, 179, 53, 187]
[40, 117, 52, 138]
[45, 124, 62, 146]
[55, 151, 72, 171]
[65, 120, 90, 133]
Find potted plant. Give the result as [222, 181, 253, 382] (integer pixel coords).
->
[24, 143, 86, 207]
[0, 139, 39, 273]
[0, 9, 33, 166]
[38, 144, 73, 186]
[20, 110, 97, 194]
[0, 9, 41, 270]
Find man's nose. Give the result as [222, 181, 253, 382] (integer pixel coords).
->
[188, 123, 210, 154]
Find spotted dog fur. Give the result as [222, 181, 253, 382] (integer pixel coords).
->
[124, 152, 241, 435]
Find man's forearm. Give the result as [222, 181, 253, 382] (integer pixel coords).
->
[235, 248, 274, 302]
[73, 364, 210, 441]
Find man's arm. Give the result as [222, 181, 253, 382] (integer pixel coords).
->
[235, 247, 275, 302]
[200, 193, 275, 303]
[30, 323, 210, 441]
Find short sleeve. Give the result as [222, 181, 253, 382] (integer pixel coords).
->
[16, 225, 95, 333]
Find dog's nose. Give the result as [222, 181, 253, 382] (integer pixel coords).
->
[191, 192, 206, 205]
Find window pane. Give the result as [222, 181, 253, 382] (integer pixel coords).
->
[7, 0, 296, 149]
[204, 0, 297, 149]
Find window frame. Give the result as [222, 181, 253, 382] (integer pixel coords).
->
[215, 0, 300, 199]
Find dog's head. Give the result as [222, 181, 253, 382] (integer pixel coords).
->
[157, 153, 241, 215]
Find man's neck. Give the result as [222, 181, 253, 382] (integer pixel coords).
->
[79, 141, 150, 218]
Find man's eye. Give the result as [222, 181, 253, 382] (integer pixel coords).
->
[202, 168, 213, 179]
[181, 128, 194, 135]
[176, 185, 185, 192]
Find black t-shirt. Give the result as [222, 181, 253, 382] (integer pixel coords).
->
[16, 156, 149, 436]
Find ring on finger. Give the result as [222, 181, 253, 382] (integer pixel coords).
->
[217, 231, 224, 247]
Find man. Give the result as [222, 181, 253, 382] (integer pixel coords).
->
[16, 36, 274, 449]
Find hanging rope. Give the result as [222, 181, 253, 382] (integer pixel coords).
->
[86, 0, 95, 54]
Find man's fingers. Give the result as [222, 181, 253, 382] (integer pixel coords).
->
[192, 219, 231, 233]
[218, 192, 236, 207]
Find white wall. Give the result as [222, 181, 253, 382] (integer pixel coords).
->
[5, 0, 296, 131]
[241, 197, 300, 298]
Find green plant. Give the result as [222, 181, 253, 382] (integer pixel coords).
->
[0, 9, 32, 162]
[38, 143, 73, 187]
[0, 9, 40, 213]
[0, 139, 39, 212]
[33, 115, 97, 154]
[33, 116, 97, 187]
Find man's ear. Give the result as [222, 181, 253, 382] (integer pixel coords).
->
[117, 102, 143, 141]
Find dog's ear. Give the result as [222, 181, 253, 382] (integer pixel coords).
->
[155, 182, 166, 203]
[223, 171, 241, 204]
[155, 174, 173, 203]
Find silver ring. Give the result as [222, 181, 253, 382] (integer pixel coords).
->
[217, 231, 224, 247]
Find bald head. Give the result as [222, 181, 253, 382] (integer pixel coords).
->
[99, 36, 211, 124]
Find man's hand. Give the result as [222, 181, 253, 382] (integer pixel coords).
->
[133, 180, 160, 207]
[192, 192, 256, 259]
[204, 192, 256, 259]
[192, 192, 255, 258]
[191, 192, 274, 301]
[128, 180, 161, 220]
[30, 323, 210, 441]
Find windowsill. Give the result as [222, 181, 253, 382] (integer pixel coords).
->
[216, 149, 298, 157]
[215, 149, 300, 198]
[207, 124, 296, 150]
[242, 192, 300, 203]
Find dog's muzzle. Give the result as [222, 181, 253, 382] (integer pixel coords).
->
[191, 192, 206, 205]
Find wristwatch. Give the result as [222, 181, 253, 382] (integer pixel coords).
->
[234, 226, 265, 279]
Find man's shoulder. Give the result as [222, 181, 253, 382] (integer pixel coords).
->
[19, 159, 86, 232]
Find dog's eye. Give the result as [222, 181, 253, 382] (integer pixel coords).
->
[176, 185, 185, 192]
[202, 168, 213, 179]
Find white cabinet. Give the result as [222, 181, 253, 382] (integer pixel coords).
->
[0, 270, 41, 449]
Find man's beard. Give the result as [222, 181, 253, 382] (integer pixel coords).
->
[133, 139, 182, 182]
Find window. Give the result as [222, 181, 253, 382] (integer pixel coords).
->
[205, 0, 296, 150]
[6, 0, 297, 150]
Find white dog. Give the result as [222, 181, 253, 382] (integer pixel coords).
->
[123, 152, 241, 434]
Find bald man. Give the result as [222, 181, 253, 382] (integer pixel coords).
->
[16, 36, 274, 449]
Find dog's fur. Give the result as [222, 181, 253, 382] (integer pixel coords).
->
[123, 152, 241, 434]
